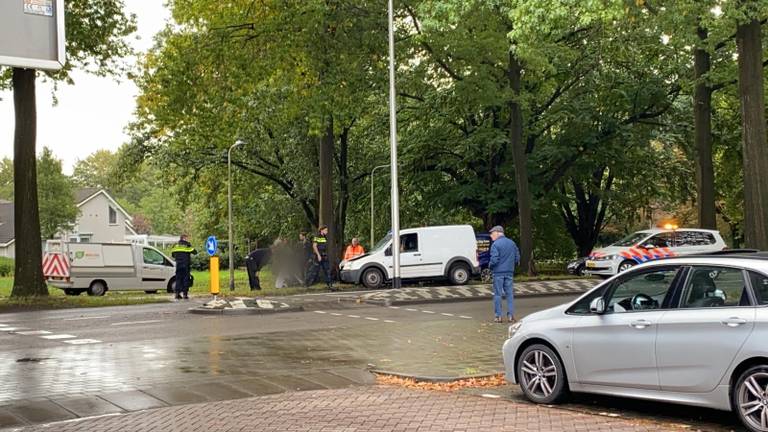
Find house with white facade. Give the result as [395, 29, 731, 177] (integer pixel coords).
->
[0, 188, 138, 258]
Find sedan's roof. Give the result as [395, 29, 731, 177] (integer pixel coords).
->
[637, 252, 768, 272]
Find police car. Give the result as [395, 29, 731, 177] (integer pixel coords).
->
[585, 228, 727, 277]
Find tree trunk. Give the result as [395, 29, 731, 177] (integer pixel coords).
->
[319, 116, 337, 273]
[736, 18, 768, 250]
[508, 54, 535, 275]
[694, 26, 717, 230]
[11, 68, 47, 297]
[335, 125, 350, 256]
[560, 168, 613, 258]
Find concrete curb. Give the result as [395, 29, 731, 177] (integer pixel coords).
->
[362, 288, 590, 307]
[370, 369, 503, 383]
[188, 305, 304, 315]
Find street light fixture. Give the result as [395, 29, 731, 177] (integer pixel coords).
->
[370, 164, 390, 247]
[228, 139, 245, 291]
[387, 0, 402, 289]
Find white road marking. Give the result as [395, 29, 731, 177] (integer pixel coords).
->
[441, 313, 455, 317]
[314, 311, 327, 314]
[421, 310, 436, 314]
[388, 306, 400, 309]
[459, 315, 472, 319]
[17, 330, 52, 336]
[63, 316, 110, 321]
[405, 308, 418, 312]
[110, 320, 162, 326]
[364, 317, 379, 321]
[63, 339, 101, 345]
[330, 313, 342, 316]
[0, 323, 9, 327]
[0, 328, 26, 332]
[346, 315, 360, 318]
[383, 320, 397, 323]
[41, 334, 76, 340]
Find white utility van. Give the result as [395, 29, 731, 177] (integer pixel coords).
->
[340, 225, 480, 289]
[45, 242, 177, 296]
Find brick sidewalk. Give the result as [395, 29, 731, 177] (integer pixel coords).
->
[9, 386, 686, 432]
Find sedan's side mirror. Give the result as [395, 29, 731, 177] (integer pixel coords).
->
[589, 297, 607, 314]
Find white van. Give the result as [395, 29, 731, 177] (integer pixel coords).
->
[339, 225, 480, 289]
[45, 242, 177, 296]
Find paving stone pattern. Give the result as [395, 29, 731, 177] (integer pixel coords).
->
[10, 386, 688, 432]
[359, 279, 598, 305]
[0, 316, 507, 428]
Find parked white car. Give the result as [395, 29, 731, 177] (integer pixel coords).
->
[45, 242, 177, 296]
[502, 252, 768, 432]
[339, 225, 480, 289]
[585, 228, 726, 277]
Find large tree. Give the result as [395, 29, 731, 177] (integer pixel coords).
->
[2, 0, 135, 297]
[131, 0, 388, 269]
[735, 3, 768, 250]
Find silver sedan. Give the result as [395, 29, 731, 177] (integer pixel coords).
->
[502, 254, 768, 432]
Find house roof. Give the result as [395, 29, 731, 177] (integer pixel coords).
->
[0, 202, 14, 245]
[76, 188, 133, 224]
[0, 189, 135, 246]
[75, 187, 101, 204]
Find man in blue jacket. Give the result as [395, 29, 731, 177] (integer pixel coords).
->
[488, 225, 520, 323]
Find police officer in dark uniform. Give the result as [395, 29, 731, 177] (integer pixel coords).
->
[171, 234, 197, 300]
[246, 247, 272, 290]
[308, 225, 335, 291]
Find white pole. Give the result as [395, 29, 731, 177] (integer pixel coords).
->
[388, 0, 401, 289]
[370, 164, 389, 247]
[228, 139, 245, 291]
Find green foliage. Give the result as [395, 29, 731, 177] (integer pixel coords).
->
[123, 0, 757, 267]
[0, 258, 14, 277]
[0, 159, 13, 201]
[37, 148, 79, 239]
[72, 150, 120, 189]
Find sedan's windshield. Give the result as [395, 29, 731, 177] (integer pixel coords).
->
[612, 232, 650, 247]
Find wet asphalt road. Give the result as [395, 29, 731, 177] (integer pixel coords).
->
[0, 293, 746, 431]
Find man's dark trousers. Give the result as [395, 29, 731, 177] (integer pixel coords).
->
[175, 265, 191, 295]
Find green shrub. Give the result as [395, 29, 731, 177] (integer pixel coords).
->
[0, 257, 14, 277]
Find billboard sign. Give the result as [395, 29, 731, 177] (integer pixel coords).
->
[0, 0, 65, 70]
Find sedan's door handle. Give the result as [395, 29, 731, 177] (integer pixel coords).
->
[630, 319, 652, 329]
[721, 317, 748, 327]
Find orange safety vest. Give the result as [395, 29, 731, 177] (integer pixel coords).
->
[344, 244, 365, 261]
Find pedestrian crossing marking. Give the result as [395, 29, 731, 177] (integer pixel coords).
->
[64, 339, 102, 345]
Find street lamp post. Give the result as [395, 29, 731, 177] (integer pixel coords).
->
[370, 164, 389, 247]
[227, 139, 245, 291]
[387, 0, 401, 289]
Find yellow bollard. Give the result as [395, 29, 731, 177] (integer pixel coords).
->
[210, 256, 220, 295]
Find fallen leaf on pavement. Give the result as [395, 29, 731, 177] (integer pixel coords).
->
[375, 373, 506, 392]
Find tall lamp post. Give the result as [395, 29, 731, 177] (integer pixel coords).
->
[227, 139, 245, 291]
[370, 164, 389, 247]
[387, 0, 402, 289]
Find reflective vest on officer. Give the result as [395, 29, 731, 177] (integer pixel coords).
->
[314, 234, 328, 256]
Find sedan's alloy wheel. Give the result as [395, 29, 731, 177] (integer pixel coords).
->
[520, 349, 558, 399]
[738, 370, 768, 432]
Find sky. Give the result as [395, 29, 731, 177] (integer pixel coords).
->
[0, 1, 172, 174]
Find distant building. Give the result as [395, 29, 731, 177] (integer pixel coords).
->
[0, 188, 139, 258]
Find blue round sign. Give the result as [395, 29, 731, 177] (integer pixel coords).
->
[206, 236, 218, 256]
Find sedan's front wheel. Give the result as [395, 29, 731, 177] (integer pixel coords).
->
[517, 344, 568, 404]
[734, 365, 768, 432]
